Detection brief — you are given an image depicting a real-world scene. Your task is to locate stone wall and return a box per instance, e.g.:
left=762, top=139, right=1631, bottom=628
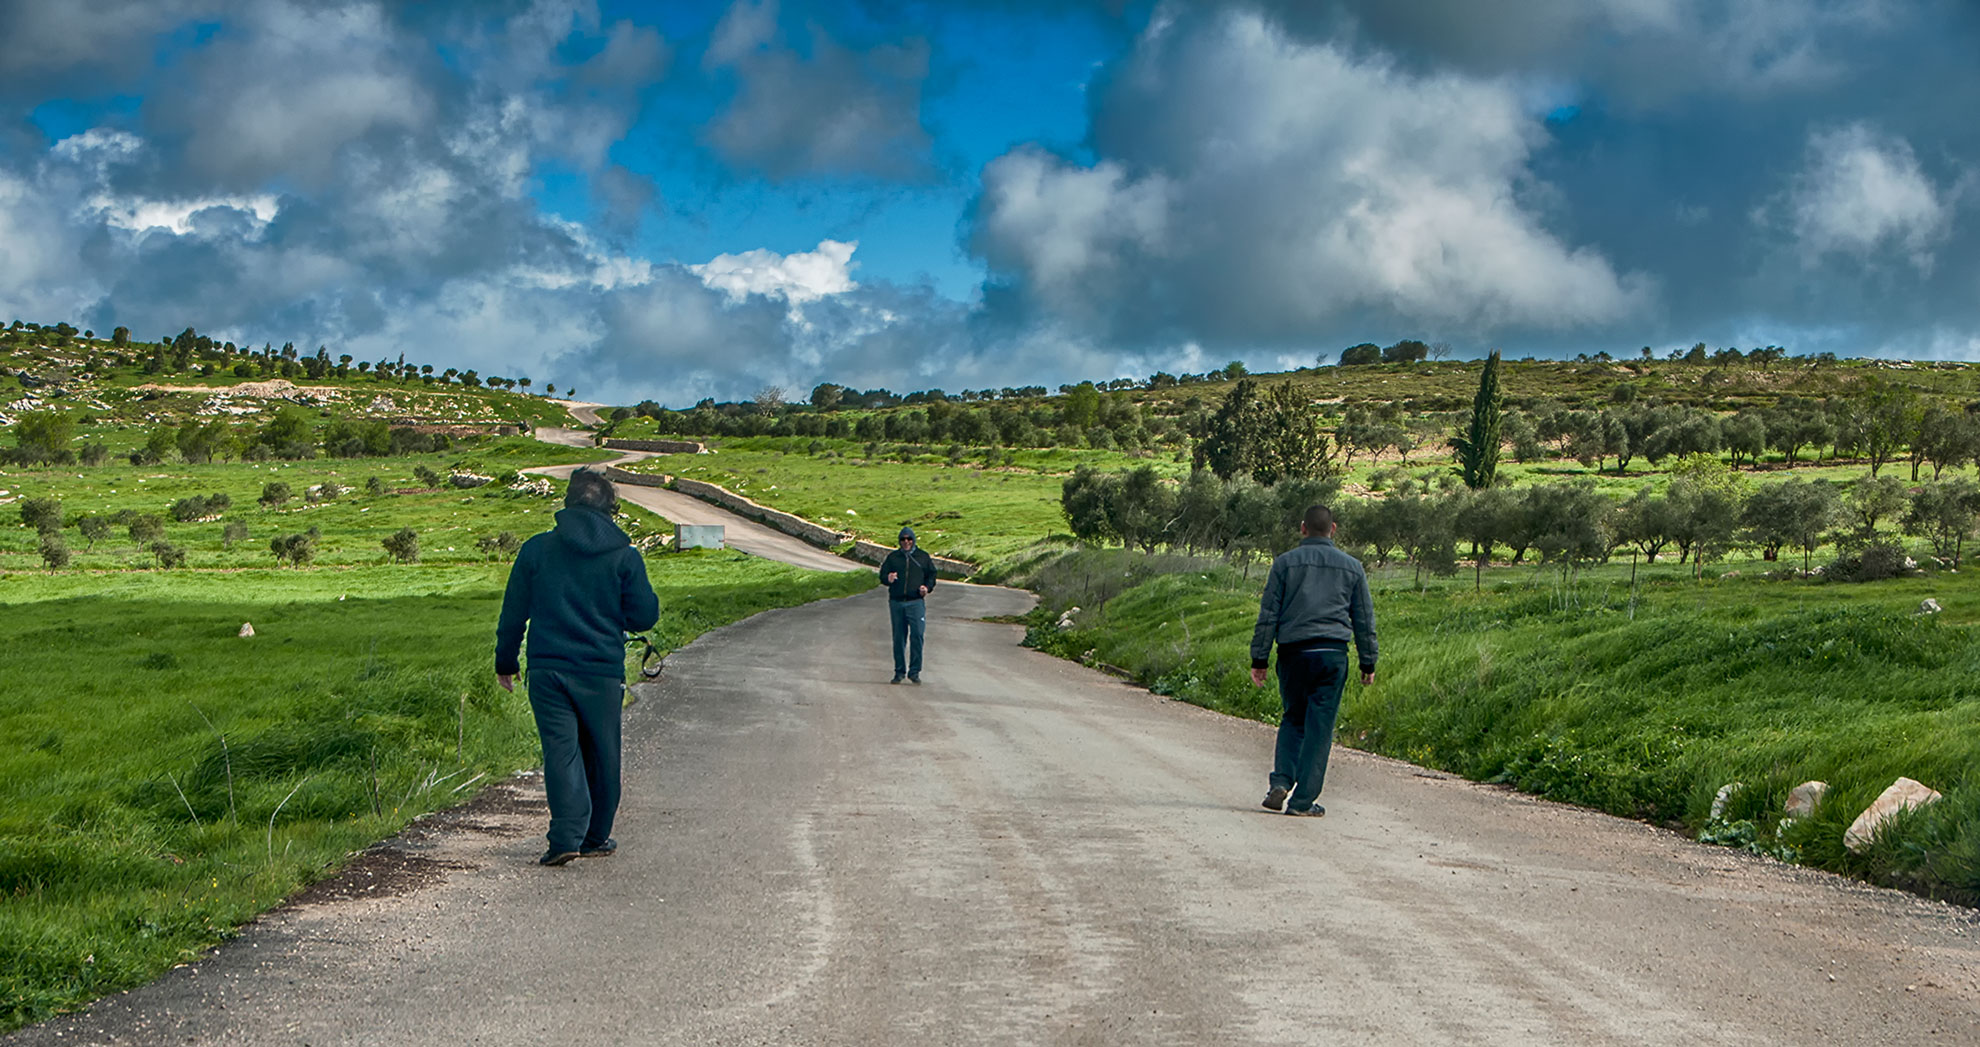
left=670, top=478, right=850, bottom=549
left=602, top=466, right=670, bottom=488
left=848, top=539, right=975, bottom=579
left=602, top=438, right=707, bottom=454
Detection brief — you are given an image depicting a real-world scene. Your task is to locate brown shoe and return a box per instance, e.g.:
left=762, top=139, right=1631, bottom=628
left=1262, top=786, right=1289, bottom=812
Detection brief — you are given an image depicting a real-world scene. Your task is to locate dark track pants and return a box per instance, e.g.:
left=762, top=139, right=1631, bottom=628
left=1270, top=645, right=1349, bottom=813
left=526, top=669, right=623, bottom=853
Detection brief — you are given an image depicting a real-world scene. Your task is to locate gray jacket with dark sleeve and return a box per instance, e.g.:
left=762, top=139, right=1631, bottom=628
left=1249, top=537, right=1378, bottom=674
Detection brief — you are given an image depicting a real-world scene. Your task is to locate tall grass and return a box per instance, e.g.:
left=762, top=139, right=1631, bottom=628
left=1007, top=546, right=1980, bottom=905
left=0, top=553, right=871, bottom=1031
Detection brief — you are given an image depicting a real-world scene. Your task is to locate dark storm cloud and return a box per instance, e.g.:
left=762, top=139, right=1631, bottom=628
left=702, top=0, right=935, bottom=182
left=963, top=0, right=1980, bottom=363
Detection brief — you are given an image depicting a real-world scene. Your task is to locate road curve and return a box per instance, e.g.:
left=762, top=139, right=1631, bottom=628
left=522, top=429, right=859, bottom=573
left=11, top=584, right=1976, bottom=1046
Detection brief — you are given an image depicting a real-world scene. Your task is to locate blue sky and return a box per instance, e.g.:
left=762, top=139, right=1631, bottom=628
left=1, top=1, right=1977, bottom=405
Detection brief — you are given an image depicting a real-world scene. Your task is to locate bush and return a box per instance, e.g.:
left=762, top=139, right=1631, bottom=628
left=77, top=515, right=109, bottom=549
left=1824, top=543, right=1914, bottom=583
left=38, top=533, right=69, bottom=569
left=305, top=481, right=342, bottom=504
left=270, top=529, right=319, bottom=566
left=475, top=531, right=522, bottom=559
left=365, top=476, right=386, bottom=496
left=19, top=496, right=61, bottom=534
left=222, top=520, right=249, bottom=548
left=79, top=443, right=109, bottom=466
left=413, top=464, right=443, bottom=488
left=382, top=527, right=420, bottom=564
left=170, top=492, right=231, bottom=522
left=151, top=541, right=187, bottom=568
left=126, top=514, right=165, bottom=545
left=259, top=481, right=292, bottom=509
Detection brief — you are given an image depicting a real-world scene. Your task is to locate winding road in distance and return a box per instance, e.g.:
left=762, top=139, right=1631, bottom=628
left=9, top=581, right=1977, bottom=1045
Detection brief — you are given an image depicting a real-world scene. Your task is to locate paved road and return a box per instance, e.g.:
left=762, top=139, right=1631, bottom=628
left=13, top=584, right=1976, bottom=1045
left=524, top=428, right=859, bottom=573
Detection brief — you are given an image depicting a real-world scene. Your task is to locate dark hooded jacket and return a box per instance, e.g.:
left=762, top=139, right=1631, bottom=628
left=495, top=506, right=659, bottom=678
left=879, top=545, right=938, bottom=602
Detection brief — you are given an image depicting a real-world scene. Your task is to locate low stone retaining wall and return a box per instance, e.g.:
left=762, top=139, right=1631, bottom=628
left=602, top=466, right=670, bottom=488
left=602, top=438, right=707, bottom=454
left=848, top=539, right=975, bottom=579
left=670, top=478, right=849, bottom=549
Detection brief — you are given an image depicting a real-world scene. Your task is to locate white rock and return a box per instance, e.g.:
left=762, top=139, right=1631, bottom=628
left=1785, top=781, right=1829, bottom=819
left=238, top=623, right=255, bottom=638
left=1709, top=782, right=1744, bottom=821
left=1919, top=598, right=1942, bottom=614
left=1843, top=777, right=1943, bottom=853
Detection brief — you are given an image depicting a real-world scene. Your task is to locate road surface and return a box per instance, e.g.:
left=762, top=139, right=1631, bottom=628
left=524, top=428, right=859, bottom=573
left=11, top=584, right=1976, bottom=1045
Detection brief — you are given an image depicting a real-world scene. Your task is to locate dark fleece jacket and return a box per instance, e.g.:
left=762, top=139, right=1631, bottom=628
left=495, top=506, right=659, bottom=678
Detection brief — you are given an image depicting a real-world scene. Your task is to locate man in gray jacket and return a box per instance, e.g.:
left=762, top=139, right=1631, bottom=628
left=1249, top=504, right=1377, bottom=818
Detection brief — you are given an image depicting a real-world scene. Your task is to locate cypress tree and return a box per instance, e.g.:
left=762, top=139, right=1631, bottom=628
left=1454, top=350, right=1503, bottom=489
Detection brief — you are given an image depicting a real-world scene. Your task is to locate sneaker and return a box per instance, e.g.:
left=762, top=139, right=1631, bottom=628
left=1261, top=786, right=1289, bottom=812
left=538, top=848, right=581, bottom=867
left=890, top=673, right=905, bottom=684
left=907, top=673, right=920, bottom=684
left=579, top=838, right=617, bottom=858
left=1285, top=804, right=1326, bottom=818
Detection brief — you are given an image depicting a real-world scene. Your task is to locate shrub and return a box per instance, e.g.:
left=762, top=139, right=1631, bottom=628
left=20, top=496, right=62, bottom=534
left=170, top=493, right=231, bottom=522
left=413, top=464, right=443, bottom=488
left=151, top=541, right=187, bottom=568
left=382, top=527, right=420, bottom=563
left=79, top=443, right=109, bottom=466
left=39, top=533, right=69, bottom=569
left=126, top=514, right=165, bottom=545
left=270, top=529, right=318, bottom=566
left=476, top=531, right=522, bottom=559
left=365, top=476, right=386, bottom=496
left=77, top=515, right=109, bottom=549
left=305, top=481, right=342, bottom=504
left=1825, top=543, right=1913, bottom=583
left=259, top=481, right=292, bottom=509
left=222, top=520, right=249, bottom=548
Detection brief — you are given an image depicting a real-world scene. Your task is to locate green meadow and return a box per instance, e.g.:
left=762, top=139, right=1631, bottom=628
left=0, top=553, right=871, bottom=1030
left=626, top=435, right=1186, bottom=563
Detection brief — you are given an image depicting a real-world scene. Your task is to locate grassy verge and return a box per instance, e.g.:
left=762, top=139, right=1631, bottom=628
left=0, top=552, right=872, bottom=1031
left=1000, top=545, right=1980, bottom=905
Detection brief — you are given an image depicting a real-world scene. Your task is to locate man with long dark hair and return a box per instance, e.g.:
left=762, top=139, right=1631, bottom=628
left=496, top=468, right=658, bottom=866
left=1250, top=504, right=1378, bottom=818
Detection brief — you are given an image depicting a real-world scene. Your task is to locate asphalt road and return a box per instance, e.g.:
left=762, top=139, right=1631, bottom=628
left=523, top=428, right=859, bottom=573
left=12, top=584, right=1977, bottom=1046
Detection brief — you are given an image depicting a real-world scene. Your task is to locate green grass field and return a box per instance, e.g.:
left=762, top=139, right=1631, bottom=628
left=0, top=553, right=872, bottom=1031
left=1, top=437, right=629, bottom=571
left=624, top=435, right=1187, bottom=563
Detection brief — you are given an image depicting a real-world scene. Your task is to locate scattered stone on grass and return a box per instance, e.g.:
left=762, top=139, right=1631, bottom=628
left=1785, top=780, right=1828, bottom=819
left=1844, top=777, right=1943, bottom=853
left=238, top=622, right=255, bottom=638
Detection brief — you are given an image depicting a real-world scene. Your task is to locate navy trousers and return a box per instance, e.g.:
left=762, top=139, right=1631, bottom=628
left=526, top=669, right=623, bottom=853
left=889, top=598, right=926, bottom=676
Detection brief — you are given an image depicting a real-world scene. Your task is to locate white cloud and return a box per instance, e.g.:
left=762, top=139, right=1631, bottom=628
left=972, top=9, right=1647, bottom=343
left=691, top=240, right=859, bottom=304
left=1781, top=123, right=1952, bottom=271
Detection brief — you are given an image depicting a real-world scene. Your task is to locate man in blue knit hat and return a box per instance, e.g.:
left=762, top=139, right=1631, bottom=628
left=879, top=526, right=938, bottom=683
left=496, top=467, right=659, bottom=866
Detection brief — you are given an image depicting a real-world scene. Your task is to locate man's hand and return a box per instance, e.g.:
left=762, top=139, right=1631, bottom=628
left=1250, top=667, right=1268, bottom=687
left=886, top=572, right=898, bottom=583
left=1360, top=671, right=1375, bottom=686
left=918, top=585, right=929, bottom=596
left=497, top=673, right=515, bottom=693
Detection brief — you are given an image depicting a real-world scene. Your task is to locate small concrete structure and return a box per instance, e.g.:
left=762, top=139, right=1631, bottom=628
left=675, top=524, right=725, bottom=550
